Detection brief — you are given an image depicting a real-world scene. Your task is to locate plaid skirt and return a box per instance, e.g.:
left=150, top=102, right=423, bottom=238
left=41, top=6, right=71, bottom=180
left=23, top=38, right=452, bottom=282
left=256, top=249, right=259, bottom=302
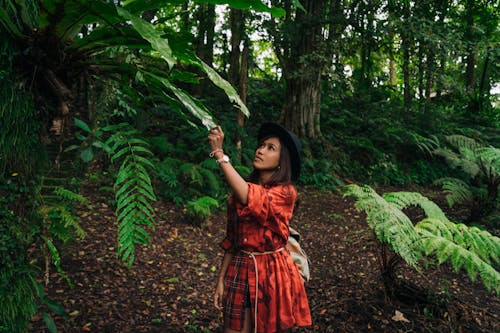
left=222, top=250, right=311, bottom=332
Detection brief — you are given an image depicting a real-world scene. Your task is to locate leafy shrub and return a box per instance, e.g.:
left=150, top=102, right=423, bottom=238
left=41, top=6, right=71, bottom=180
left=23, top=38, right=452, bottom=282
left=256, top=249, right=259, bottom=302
left=186, top=196, right=220, bottom=226
left=105, top=124, right=157, bottom=267
left=345, top=184, right=500, bottom=294
left=433, top=135, right=500, bottom=223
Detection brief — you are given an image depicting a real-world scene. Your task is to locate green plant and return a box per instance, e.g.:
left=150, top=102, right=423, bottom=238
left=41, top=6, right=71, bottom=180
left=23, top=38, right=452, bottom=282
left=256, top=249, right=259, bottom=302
left=345, top=184, right=500, bottom=294
left=433, top=135, right=500, bottom=222
left=186, top=196, right=220, bottom=225
left=105, top=124, right=157, bottom=267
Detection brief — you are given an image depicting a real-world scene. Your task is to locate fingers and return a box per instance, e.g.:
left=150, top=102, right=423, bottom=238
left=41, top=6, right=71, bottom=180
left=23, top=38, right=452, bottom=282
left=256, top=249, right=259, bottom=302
left=207, top=125, right=224, bottom=152
left=214, top=293, right=222, bottom=310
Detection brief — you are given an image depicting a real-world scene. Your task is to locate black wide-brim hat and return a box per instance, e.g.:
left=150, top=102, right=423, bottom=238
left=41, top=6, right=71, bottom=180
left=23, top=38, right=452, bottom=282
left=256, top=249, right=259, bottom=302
left=258, top=122, right=301, bottom=181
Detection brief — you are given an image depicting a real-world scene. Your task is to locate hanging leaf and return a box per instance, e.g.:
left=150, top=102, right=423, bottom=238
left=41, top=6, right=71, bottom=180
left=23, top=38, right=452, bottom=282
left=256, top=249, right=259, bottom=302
left=116, top=7, right=175, bottom=68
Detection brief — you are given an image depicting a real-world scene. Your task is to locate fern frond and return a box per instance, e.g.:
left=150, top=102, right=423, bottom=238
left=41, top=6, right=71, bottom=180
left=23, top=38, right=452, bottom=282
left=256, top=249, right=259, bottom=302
left=40, top=235, right=73, bottom=287
left=415, top=223, right=500, bottom=294
left=53, top=187, right=88, bottom=204
left=416, top=218, right=500, bottom=265
left=411, top=133, right=440, bottom=155
left=383, top=191, right=449, bottom=222
left=106, top=126, right=157, bottom=267
left=186, top=196, right=219, bottom=222
left=433, top=177, right=473, bottom=207
left=199, top=168, right=221, bottom=195
left=433, top=148, right=480, bottom=178
left=58, top=207, right=87, bottom=239
left=344, top=184, right=421, bottom=268
left=478, top=146, right=500, bottom=166
left=446, top=135, right=481, bottom=151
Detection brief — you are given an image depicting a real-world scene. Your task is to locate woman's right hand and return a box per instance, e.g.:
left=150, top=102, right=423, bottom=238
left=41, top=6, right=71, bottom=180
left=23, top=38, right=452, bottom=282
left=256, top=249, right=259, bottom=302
left=207, top=125, right=225, bottom=159
left=214, top=278, right=225, bottom=310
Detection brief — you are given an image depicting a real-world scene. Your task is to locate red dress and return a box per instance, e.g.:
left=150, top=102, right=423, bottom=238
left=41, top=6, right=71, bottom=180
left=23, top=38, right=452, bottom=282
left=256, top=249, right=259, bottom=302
left=220, top=183, right=312, bottom=333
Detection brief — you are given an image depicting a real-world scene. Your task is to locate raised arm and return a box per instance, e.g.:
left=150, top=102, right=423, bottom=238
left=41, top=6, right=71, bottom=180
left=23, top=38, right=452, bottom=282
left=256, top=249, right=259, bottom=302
left=207, top=125, right=249, bottom=205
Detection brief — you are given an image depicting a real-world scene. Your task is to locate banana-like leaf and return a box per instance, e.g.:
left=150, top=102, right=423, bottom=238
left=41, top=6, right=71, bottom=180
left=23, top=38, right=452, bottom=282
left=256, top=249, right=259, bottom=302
left=116, top=7, right=175, bottom=68
left=200, top=60, right=250, bottom=118
left=143, top=71, right=217, bottom=130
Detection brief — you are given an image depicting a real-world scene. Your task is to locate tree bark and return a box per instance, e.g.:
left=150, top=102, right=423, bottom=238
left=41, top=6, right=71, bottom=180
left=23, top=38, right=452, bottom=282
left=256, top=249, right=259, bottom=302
left=273, top=0, right=327, bottom=139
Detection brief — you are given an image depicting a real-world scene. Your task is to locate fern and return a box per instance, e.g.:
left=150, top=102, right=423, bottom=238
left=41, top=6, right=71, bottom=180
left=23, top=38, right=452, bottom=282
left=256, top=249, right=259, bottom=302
left=345, top=184, right=500, bottom=294
left=186, top=196, right=220, bottom=225
left=411, top=133, right=440, bottom=156
left=344, top=185, right=421, bottom=268
left=433, top=177, right=474, bottom=207
left=40, top=187, right=88, bottom=242
left=433, top=135, right=500, bottom=221
left=416, top=219, right=500, bottom=293
left=53, top=187, right=88, bottom=204
left=105, top=125, right=157, bottom=267
left=383, top=191, right=449, bottom=222
left=40, top=235, right=73, bottom=288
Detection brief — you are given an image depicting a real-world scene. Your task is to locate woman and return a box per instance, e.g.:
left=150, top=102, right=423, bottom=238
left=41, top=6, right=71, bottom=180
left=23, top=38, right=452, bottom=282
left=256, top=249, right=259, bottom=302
left=208, top=123, right=311, bottom=333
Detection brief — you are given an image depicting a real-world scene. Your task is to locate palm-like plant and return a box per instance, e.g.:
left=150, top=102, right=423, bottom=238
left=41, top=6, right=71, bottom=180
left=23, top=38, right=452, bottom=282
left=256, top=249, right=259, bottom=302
left=345, top=184, right=500, bottom=295
left=0, top=1, right=282, bottom=330
left=433, top=135, right=500, bottom=222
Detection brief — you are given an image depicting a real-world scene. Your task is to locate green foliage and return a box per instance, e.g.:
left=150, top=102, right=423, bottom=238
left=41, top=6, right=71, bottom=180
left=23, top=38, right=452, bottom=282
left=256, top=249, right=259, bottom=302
left=41, top=187, right=88, bottom=243
left=345, top=184, right=500, bottom=294
left=105, top=124, right=157, bottom=267
left=344, top=185, right=421, bottom=269
left=186, top=196, right=220, bottom=225
left=154, top=157, right=224, bottom=205
left=0, top=76, right=47, bottom=179
left=433, top=135, right=500, bottom=222
left=0, top=266, right=38, bottom=333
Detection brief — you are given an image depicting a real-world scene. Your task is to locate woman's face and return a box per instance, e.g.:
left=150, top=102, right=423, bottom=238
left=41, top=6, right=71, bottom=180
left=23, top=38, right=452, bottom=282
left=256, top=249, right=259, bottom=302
left=253, top=137, right=281, bottom=172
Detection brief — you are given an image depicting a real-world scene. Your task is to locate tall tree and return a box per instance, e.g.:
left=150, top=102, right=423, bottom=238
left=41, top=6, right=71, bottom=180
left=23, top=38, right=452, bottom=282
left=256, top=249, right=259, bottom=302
left=227, top=7, right=250, bottom=157
left=268, top=0, right=333, bottom=139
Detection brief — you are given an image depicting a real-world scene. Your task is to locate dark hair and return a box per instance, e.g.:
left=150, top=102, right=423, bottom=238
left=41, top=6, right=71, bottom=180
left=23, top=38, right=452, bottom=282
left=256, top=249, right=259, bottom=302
left=247, top=135, right=293, bottom=185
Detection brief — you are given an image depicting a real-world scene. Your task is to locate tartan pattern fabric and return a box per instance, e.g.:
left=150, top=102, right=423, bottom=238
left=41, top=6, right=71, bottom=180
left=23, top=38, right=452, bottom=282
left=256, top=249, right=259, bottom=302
left=219, top=183, right=312, bottom=332
left=222, top=254, right=250, bottom=329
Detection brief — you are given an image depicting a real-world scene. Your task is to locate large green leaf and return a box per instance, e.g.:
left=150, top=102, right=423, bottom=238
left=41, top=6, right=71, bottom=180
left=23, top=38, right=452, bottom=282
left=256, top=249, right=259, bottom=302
left=144, top=71, right=217, bottom=130
left=116, top=7, right=176, bottom=68
left=200, top=60, right=250, bottom=118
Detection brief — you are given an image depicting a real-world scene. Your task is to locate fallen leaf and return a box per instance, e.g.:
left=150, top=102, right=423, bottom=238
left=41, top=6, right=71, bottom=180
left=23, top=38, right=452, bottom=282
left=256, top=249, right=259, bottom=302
left=392, top=310, right=410, bottom=323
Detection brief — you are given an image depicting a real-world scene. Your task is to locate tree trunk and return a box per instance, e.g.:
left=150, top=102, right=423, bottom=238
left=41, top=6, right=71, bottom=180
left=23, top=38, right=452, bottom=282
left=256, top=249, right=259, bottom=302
left=193, top=3, right=216, bottom=96
left=388, top=34, right=396, bottom=86
left=277, top=0, right=326, bottom=139
left=425, top=48, right=435, bottom=102
left=464, top=0, right=475, bottom=92
left=401, top=1, right=412, bottom=111
left=228, top=8, right=249, bottom=161
left=282, top=73, right=322, bottom=139
left=402, top=35, right=412, bottom=111
left=228, top=8, right=243, bottom=88
left=417, top=44, right=424, bottom=102
left=235, top=39, right=249, bottom=160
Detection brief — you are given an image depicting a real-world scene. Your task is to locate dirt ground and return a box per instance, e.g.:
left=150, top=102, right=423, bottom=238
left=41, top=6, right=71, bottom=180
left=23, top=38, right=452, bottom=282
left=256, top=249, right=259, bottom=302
left=30, top=185, right=499, bottom=332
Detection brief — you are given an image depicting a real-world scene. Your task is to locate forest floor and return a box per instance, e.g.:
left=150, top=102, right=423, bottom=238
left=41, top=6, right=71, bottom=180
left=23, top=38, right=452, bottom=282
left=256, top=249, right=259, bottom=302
left=30, top=184, right=499, bottom=333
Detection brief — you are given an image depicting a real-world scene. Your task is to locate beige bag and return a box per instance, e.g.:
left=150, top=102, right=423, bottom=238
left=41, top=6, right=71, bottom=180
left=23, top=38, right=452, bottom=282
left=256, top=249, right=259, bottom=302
left=287, top=227, right=310, bottom=282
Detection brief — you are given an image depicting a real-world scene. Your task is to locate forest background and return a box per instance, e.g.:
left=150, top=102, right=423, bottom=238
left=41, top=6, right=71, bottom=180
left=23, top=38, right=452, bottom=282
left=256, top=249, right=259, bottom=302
left=0, top=0, right=499, bottom=332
